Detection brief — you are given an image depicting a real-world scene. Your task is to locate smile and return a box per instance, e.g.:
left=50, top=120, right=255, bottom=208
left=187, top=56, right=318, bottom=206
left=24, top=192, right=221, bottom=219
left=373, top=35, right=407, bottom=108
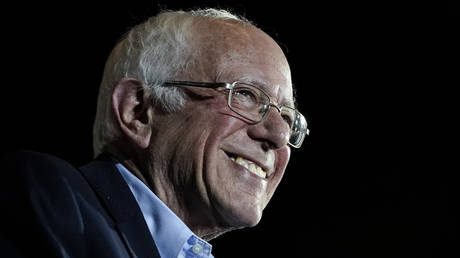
left=229, top=155, right=267, bottom=179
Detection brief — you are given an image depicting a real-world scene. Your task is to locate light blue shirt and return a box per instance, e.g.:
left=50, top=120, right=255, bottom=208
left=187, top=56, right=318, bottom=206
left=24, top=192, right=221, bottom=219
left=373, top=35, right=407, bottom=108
left=116, top=163, right=214, bottom=258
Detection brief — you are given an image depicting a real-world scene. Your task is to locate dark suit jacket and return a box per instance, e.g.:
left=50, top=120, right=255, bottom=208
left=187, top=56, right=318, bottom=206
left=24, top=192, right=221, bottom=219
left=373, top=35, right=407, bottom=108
left=1, top=151, right=161, bottom=258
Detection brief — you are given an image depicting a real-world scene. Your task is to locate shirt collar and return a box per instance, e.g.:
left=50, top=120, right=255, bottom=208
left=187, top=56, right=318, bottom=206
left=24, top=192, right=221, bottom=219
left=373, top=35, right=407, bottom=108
left=115, top=163, right=213, bottom=258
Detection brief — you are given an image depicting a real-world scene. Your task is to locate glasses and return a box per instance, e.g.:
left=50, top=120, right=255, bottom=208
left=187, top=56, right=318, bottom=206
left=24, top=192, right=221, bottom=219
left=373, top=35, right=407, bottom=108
left=163, top=80, right=310, bottom=148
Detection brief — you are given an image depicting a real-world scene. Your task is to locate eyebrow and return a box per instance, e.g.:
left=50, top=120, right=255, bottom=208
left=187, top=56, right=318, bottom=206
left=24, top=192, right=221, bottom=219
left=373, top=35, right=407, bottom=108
left=238, top=76, right=295, bottom=108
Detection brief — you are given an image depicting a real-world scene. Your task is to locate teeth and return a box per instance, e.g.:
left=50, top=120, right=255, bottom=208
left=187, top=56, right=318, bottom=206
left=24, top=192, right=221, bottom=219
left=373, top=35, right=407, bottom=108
left=230, top=156, right=267, bottom=178
left=235, top=157, right=247, bottom=168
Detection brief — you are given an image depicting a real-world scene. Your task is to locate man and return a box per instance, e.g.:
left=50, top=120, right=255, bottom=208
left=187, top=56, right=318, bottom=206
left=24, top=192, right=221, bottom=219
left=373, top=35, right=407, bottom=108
left=1, top=8, right=309, bottom=258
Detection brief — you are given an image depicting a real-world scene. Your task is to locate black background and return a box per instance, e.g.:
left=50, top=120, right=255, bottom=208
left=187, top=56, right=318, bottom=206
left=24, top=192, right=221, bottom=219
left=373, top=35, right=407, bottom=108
left=1, top=1, right=455, bottom=257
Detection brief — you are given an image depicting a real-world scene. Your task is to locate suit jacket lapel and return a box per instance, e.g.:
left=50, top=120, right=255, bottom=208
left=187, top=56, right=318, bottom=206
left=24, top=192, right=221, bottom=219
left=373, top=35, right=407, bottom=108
left=79, top=153, right=161, bottom=258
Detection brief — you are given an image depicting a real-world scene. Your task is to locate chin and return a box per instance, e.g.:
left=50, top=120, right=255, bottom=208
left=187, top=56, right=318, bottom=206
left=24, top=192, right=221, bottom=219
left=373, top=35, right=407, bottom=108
left=242, top=206, right=264, bottom=227
left=216, top=200, right=265, bottom=229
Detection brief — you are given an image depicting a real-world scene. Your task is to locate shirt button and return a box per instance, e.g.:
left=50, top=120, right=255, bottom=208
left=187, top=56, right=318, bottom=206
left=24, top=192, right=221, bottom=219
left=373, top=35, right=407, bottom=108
left=187, top=237, right=196, bottom=245
left=192, top=243, right=203, bottom=254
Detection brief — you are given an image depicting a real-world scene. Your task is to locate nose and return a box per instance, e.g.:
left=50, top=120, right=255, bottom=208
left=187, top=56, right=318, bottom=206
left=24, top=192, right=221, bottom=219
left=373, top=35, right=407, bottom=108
left=247, top=106, right=290, bottom=150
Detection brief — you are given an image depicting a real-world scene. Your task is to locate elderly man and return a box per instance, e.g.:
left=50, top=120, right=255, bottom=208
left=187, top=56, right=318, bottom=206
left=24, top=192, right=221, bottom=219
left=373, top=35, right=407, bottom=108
left=1, top=8, right=308, bottom=258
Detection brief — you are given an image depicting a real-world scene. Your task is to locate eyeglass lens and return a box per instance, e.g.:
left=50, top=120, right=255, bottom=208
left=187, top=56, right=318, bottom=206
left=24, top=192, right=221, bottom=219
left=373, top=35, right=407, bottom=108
left=228, top=83, right=308, bottom=147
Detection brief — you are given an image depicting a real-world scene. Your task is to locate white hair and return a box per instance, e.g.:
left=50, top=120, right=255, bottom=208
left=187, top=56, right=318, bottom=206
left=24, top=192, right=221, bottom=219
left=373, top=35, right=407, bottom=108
left=92, top=8, right=252, bottom=156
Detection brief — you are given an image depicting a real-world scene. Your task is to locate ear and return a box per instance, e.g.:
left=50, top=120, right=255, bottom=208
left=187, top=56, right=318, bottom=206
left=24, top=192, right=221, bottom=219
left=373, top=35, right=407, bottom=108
left=112, top=78, right=153, bottom=149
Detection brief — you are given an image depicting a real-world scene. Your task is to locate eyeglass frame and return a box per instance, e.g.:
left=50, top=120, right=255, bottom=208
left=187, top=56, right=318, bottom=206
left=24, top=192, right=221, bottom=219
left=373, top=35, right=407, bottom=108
left=163, top=80, right=309, bottom=148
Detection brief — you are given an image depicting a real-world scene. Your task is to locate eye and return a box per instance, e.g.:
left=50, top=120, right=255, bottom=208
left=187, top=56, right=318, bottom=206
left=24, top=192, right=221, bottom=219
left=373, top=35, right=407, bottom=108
left=281, top=114, right=294, bottom=128
left=231, top=87, right=260, bottom=109
left=280, top=108, right=295, bottom=128
left=233, top=88, right=257, bottom=101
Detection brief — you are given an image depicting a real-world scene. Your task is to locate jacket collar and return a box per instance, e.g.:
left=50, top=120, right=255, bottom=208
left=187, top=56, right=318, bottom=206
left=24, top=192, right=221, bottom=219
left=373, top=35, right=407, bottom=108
left=79, top=153, right=161, bottom=258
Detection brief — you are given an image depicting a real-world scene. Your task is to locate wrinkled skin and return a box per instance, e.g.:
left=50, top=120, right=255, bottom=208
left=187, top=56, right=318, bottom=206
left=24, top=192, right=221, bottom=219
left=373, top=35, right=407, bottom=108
left=115, top=18, right=294, bottom=240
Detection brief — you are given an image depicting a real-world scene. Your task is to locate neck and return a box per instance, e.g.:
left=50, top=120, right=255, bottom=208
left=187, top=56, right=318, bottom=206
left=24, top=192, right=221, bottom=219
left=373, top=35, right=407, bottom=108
left=106, top=143, right=234, bottom=240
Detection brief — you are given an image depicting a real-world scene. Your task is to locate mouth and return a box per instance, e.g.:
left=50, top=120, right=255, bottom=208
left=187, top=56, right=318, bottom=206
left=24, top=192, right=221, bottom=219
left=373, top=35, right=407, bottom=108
left=225, top=152, right=269, bottom=179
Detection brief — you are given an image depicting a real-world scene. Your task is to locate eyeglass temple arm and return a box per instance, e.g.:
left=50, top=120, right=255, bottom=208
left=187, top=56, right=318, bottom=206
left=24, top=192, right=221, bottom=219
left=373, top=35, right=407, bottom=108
left=164, top=81, right=232, bottom=89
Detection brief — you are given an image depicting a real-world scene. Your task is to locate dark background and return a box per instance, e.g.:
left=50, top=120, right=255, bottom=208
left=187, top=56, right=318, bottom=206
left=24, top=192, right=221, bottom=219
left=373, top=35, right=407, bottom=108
left=1, top=1, right=455, bottom=257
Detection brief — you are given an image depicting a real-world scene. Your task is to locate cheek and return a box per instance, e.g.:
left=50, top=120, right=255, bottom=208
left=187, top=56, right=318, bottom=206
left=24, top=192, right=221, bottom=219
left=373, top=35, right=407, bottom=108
left=266, top=146, right=291, bottom=200
left=200, top=119, right=290, bottom=227
left=181, top=101, right=246, bottom=199
left=200, top=114, right=247, bottom=184
left=203, top=151, right=269, bottom=227
left=149, top=106, right=228, bottom=191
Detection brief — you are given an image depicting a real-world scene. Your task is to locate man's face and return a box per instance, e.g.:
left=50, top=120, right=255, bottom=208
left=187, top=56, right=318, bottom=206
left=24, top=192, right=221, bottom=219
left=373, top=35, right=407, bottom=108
left=149, top=20, right=293, bottom=231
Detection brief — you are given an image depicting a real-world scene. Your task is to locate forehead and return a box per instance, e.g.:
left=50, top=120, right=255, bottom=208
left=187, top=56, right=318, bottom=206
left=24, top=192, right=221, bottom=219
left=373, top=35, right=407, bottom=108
left=192, top=19, right=293, bottom=106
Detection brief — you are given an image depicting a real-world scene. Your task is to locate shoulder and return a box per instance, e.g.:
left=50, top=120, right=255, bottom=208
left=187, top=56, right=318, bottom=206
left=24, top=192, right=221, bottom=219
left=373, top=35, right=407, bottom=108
left=4, top=150, right=77, bottom=173
left=1, top=151, right=91, bottom=255
left=1, top=150, right=91, bottom=204
left=1, top=151, right=129, bottom=256
left=3, top=150, right=83, bottom=184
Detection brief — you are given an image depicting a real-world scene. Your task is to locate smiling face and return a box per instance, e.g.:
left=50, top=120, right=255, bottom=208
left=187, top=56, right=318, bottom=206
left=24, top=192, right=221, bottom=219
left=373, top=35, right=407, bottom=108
left=147, top=19, right=293, bottom=237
